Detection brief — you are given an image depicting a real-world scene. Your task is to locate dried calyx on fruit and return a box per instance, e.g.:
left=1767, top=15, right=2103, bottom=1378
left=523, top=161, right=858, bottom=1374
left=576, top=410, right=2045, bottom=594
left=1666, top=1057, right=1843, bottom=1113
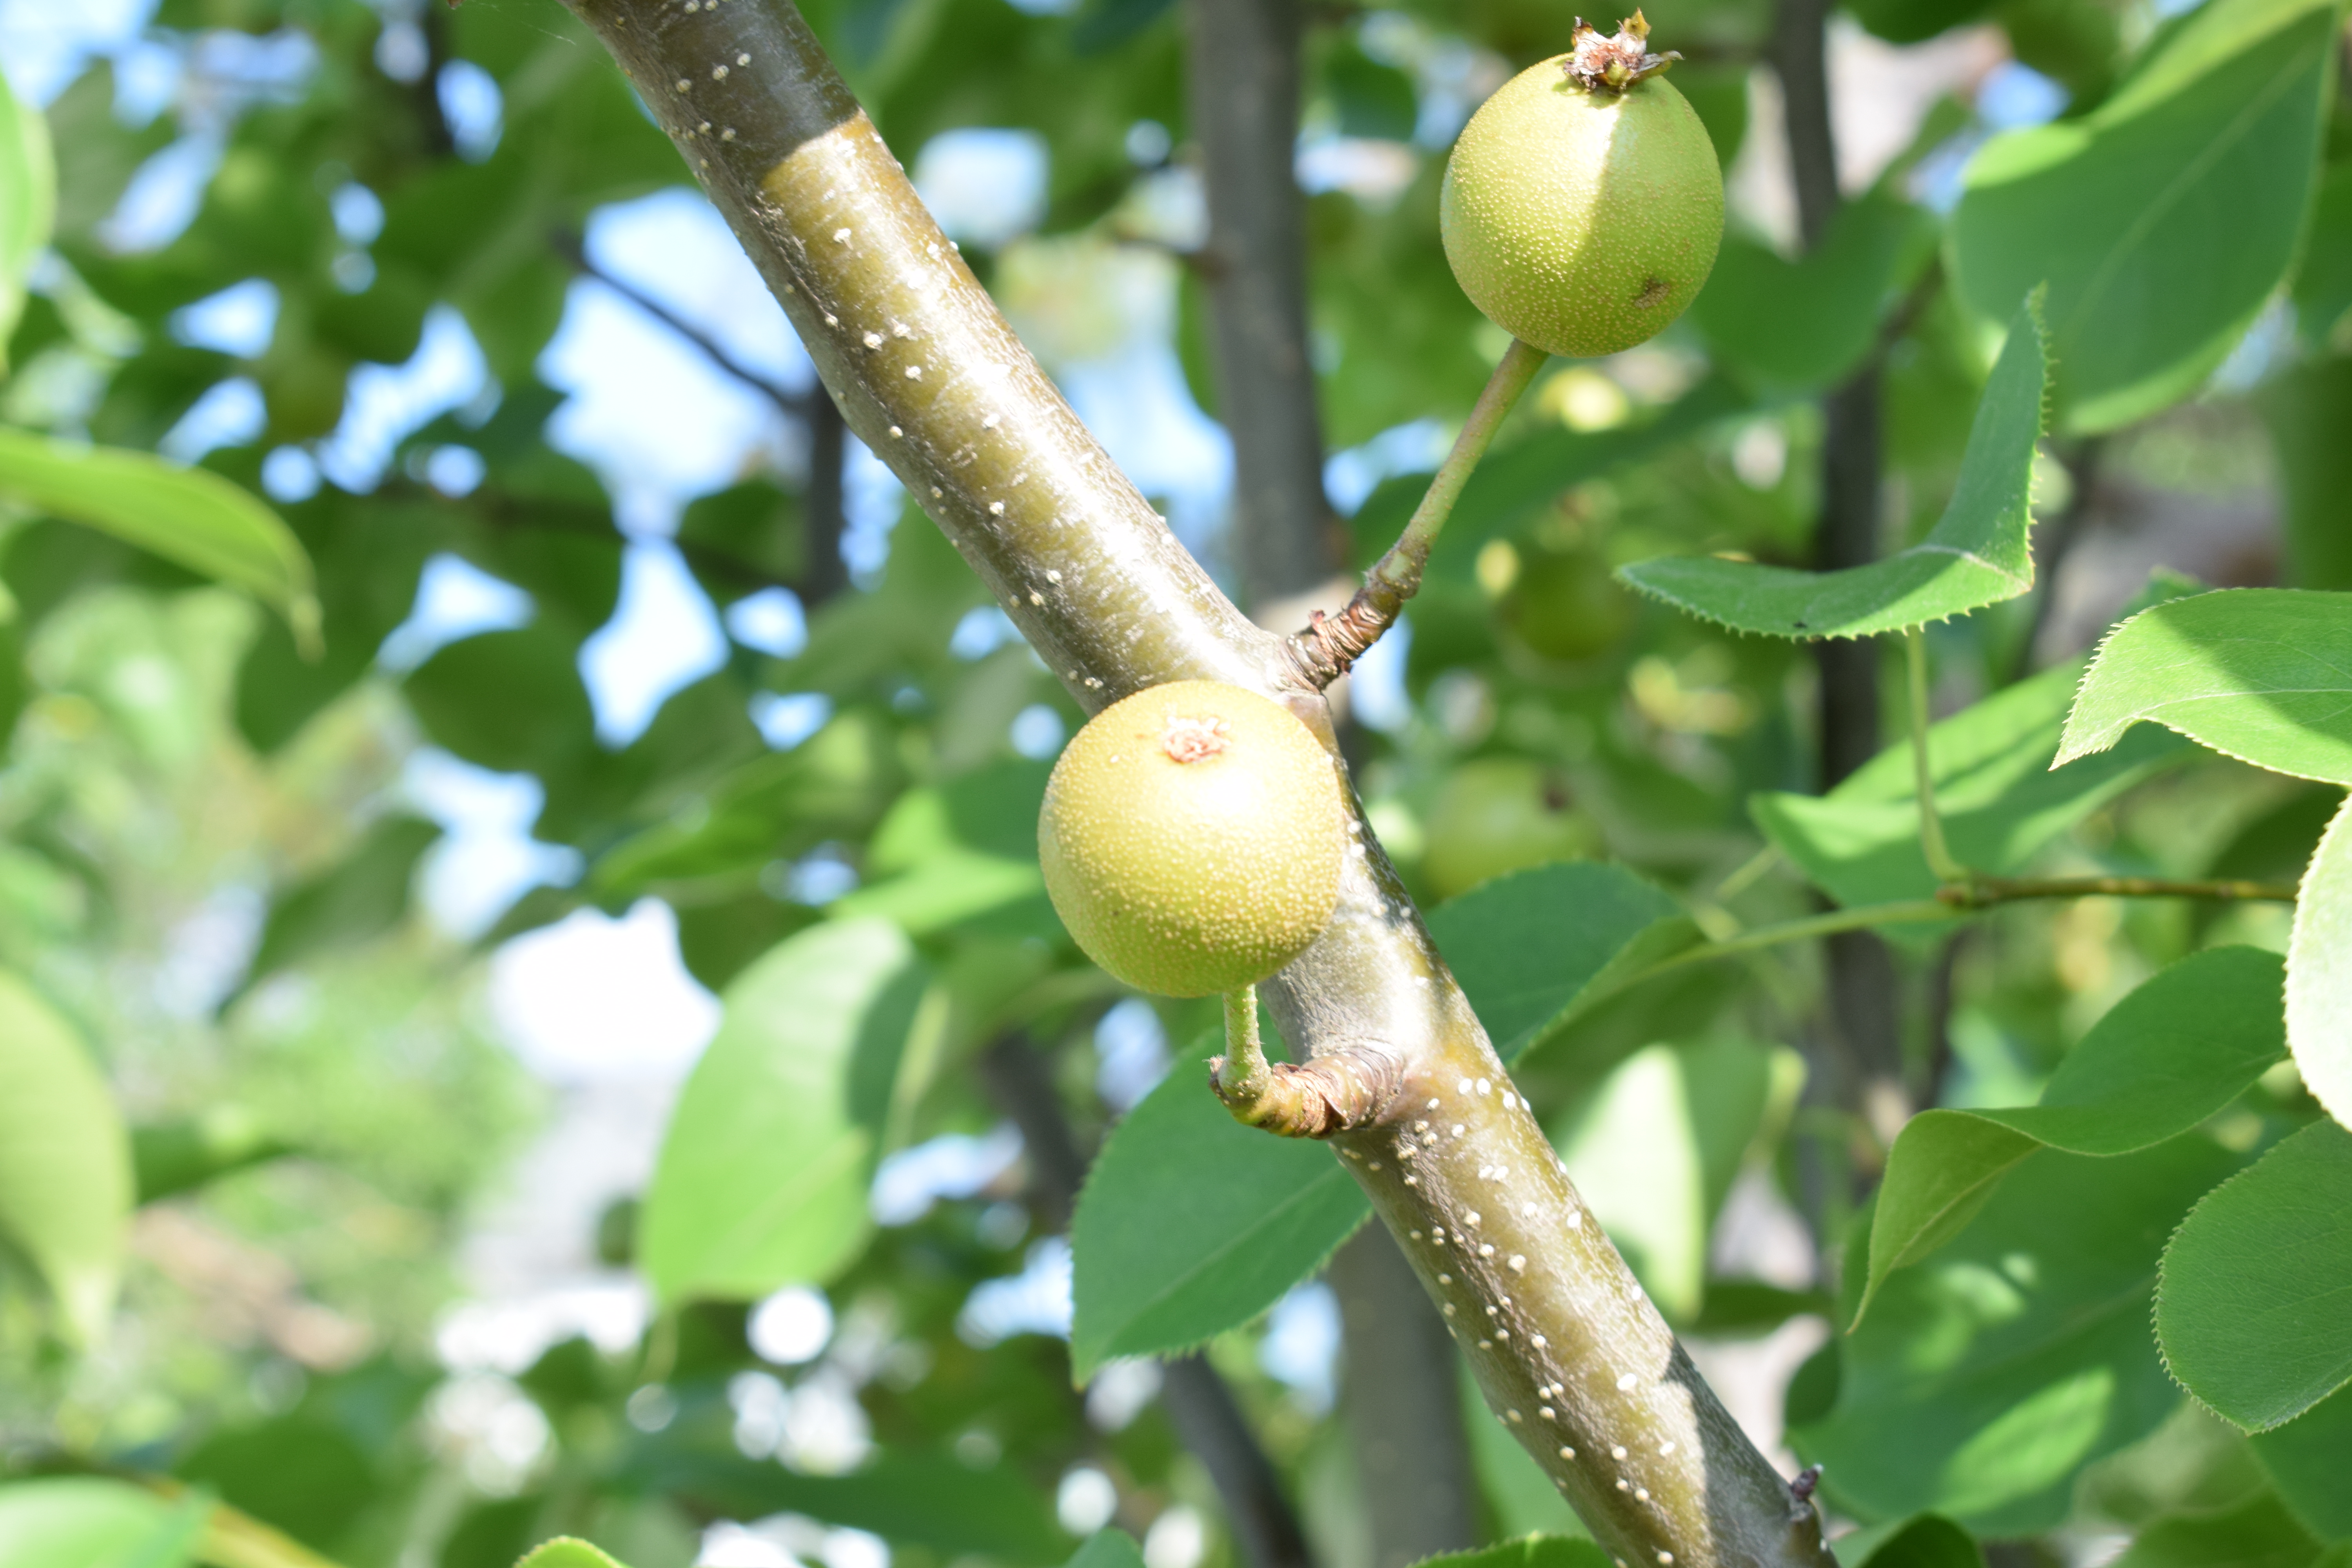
left=1564, top=11, right=1681, bottom=91
left=1037, top=681, right=1348, bottom=999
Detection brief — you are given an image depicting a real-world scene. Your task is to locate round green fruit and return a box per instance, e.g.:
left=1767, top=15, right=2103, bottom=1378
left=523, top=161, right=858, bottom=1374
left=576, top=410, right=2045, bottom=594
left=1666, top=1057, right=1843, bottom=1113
left=1421, top=757, right=1600, bottom=901
left=1038, top=681, right=1348, bottom=998
left=1505, top=543, right=1635, bottom=662
left=1440, top=21, right=1724, bottom=359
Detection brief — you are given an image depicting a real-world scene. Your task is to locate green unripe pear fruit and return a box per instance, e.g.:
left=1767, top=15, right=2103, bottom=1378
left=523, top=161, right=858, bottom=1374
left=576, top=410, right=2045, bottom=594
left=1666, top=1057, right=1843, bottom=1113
left=1039, top=681, right=1348, bottom=998
left=1422, top=757, right=1600, bottom=901
left=1504, top=543, right=1635, bottom=662
left=1440, top=16, right=1724, bottom=359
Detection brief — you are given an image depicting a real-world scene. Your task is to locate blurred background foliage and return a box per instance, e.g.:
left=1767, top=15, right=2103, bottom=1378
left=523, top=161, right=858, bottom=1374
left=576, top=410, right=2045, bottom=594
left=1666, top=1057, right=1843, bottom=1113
left=0, top=0, right=2346, bottom=1564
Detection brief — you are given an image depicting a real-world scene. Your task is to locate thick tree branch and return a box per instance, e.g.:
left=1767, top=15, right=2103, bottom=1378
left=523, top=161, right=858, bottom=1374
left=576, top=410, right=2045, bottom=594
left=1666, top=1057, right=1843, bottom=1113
left=561, top=5, right=1832, bottom=1560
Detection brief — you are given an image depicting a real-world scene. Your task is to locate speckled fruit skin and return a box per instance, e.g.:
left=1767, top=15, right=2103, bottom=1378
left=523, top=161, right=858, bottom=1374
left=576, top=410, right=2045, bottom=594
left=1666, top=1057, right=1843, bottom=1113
left=1441, top=61, right=1723, bottom=359
left=1038, top=681, right=1348, bottom=998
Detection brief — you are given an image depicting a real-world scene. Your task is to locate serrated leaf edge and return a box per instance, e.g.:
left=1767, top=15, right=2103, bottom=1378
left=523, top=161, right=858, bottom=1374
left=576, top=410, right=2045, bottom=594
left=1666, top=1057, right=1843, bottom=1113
left=2151, top=1125, right=2352, bottom=1434
left=1066, top=1111, right=1369, bottom=1381
left=2285, top=791, right=2352, bottom=1129
left=1613, top=290, right=2051, bottom=646
left=1850, top=1112, right=2036, bottom=1331
left=2053, top=588, right=2352, bottom=784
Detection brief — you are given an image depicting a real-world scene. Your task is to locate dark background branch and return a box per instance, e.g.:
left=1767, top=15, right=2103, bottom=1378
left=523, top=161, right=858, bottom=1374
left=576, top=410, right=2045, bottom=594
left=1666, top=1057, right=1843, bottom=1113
left=1771, top=0, right=1906, bottom=1238
left=1185, top=0, right=1344, bottom=609
left=1327, top=1226, right=1476, bottom=1567
left=978, top=1036, right=1312, bottom=1568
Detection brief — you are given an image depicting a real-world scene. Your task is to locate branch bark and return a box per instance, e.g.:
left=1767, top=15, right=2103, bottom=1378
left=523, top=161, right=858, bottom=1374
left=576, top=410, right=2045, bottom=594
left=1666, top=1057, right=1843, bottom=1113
left=561, top=5, right=1833, bottom=1560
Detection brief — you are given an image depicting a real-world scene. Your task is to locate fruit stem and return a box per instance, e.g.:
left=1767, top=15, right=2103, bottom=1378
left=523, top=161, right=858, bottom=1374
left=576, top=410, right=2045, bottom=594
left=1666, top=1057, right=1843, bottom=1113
left=1211, top=985, right=1402, bottom=1138
left=1283, top=338, right=1548, bottom=689
left=1218, top=985, right=1269, bottom=1103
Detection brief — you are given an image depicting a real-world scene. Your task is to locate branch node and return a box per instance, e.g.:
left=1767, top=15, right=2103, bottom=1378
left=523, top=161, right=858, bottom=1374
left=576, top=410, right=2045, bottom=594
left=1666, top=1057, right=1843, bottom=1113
left=1280, top=593, right=1404, bottom=690
left=1210, top=1044, right=1405, bottom=1139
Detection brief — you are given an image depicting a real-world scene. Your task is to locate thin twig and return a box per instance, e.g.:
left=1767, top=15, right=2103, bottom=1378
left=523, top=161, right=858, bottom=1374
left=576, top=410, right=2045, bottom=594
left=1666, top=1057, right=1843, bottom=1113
left=379, top=475, right=804, bottom=596
left=1632, top=871, right=2301, bottom=995
left=550, top=227, right=817, bottom=424
left=1942, top=875, right=2300, bottom=907
left=1282, top=338, right=1548, bottom=688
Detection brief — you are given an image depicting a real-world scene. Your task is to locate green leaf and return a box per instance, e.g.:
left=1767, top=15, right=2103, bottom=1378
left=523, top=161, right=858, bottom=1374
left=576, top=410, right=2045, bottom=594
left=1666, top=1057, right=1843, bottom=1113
left=0, top=66, right=56, bottom=372
left=623, top=1447, right=1070, bottom=1563
left=1689, top=193, right=1937, bottom=392
left=1618, top=296, right=2047, bottom=640
left=1425, top=861, right=1695, bottom=1062
left=2107, top=1490, right=2326, bottom=1568
left=131, top=1107, right=294, bottom=1204
left=1550, top=1043, right=1774, bottom=1322
left=176, top=1412, right=375, bottom=1555
left=1417, top=1534, right=1608, bottom=1568
left=640, top=919, right=932, bottom=1303
left=2261, top=357, right=2352, bottom=592
left=1795, top=1135, right=2245, bottom=1536
left=2286, top=793, right=2352, bottom=1130
left=231, top=815, right=440, bottom=1003
left=2156, top=1119, right=2352, bottom=1431
left=1755, top=657, right=2188, bottom=919
left=516, top=1541, right=634, bottom=1568
left=591, top=712, right=900, bottom=897
left=1950, top=0, right=2343, bottom=432
left=0, top=428, right=318, bottom=650
left=2293, top=162, right=2352, bottom=347
left=1060, top=1532, right=1145, bottom=1568
left=402, top=624, right=596, bottom=779
left=0, top=969, right=132, bottom=1346
left=1834, top=1515, right=1985, bottom=1568
left=2056, top=590, right=2352, bottom=786
left=1860, top=947, right=2287, bottom=1321
left=1067, top=860, right=1700, bottom=1372
left=1069, top=1028, right=1369, bottom=1376
left=2251, top=1380, right=2352, bottom=1540
left=0, top=1478, right=205, bottom=1568
left=1063, top=869, right=1693, bottom=1373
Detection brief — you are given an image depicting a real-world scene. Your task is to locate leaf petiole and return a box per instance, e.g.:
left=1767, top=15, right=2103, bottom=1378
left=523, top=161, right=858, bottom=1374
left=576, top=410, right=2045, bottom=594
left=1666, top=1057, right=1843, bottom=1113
left=1906, top=626, right=1973, bottom=888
